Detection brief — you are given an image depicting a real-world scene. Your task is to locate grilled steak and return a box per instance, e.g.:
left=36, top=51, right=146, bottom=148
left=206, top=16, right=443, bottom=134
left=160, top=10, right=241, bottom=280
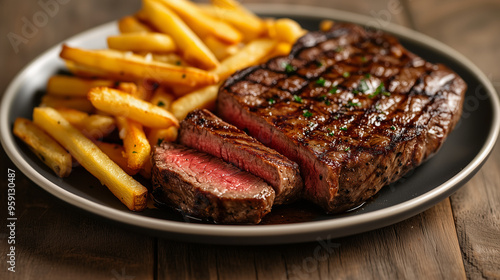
left=151, top=142, right=275, bottom=224
left=216, top=23, right=466, bottom=213
left=178, top=109, right=303, bottom=205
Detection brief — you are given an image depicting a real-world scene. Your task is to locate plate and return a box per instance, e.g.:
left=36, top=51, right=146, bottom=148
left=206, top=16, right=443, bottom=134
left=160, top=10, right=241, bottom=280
left=2, top=4, right=499, bottom=245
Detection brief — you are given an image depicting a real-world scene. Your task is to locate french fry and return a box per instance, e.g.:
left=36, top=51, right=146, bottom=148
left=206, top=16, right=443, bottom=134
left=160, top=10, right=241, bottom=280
left=170, top=84, right=219, bottom=120
left=46, top=75, right=115, bottom=97
left=145, top=52, right=189, bottom=66
left=40, top=95, right=94, bottom=113
left=274, top=18, right=307, bottom=44
left=116, top=82, right=138, bottom=96
left=107, top=32, right=177, bottom=53
left=203, top=35, right=240, bottom=61
left=260, top=42, right=292, bottom=63
left=116, top=117, right=151, bottom=171
left=141, top=0, right=219, bottom=70
left=149, top=87, right=175, bottom=109
left=60, top=45, right=219, bottom=87
left=64, top=60, right=110, bottom=79
left=139, top=156, right=153, bottom=179
left=319, top=19, right=334, bottom=32
left=214, top=38, right=276, bottom=80
left=147, top=126, right=178, bottom=147
left=88, top=87, right=179, bottom=128
left=118, top=16, right=154, bottom=33
left=198, top=5, right=264, bottom=41
left=32, top=107, right=148, bottom=211
left=13, top=118, right=72, bottom=178
left=56, top=108, right=116, bottom=140
left=157, top=0, right=242, bottom=44
left=96, top=141, right=138, bottom=176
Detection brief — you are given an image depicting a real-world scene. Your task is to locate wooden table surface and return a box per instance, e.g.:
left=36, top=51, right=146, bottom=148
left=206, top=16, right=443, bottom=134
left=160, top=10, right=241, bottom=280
left=1, top=0, right=499, bottom=279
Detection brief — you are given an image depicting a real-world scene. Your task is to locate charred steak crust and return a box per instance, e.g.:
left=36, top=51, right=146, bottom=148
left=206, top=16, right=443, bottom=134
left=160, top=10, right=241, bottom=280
left=151, top=142, right=275, bottom=224
left=179, top=109, right=303, bottom=205
left=216, top=23, right=466, bottom=213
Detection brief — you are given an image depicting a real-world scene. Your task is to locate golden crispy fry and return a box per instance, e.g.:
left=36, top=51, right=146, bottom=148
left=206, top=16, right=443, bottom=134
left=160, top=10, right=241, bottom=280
left=46, top=75, right=115, bottom=97
left=116, top=82, right=138, bottom=95
left=40, top=95, right=94, bottom=113
left=88, top=87, right=179, bottom=128
left=198, top=5, right=264, bottom=41
left=141, top=0, right=219, bottom=70
left=116, top=117, right=151, bottom=171
left=319, top=19, right=334, bottom=32
left=107, top=32, right=177, bottom=53
left=149, top=87, right=175, bottom=109
left=13, top=118, right=72, bottom=178
left=118, top=16, right=154, bottom=33
left=157, top=0, right=242, bottom=44
left=64, top=60, right=110, bottom=79
left=60, top=45, right=219, bottom=87
left=260, top=42, right=292, bottom=63
left=170, top=84, right=219, bottom=120
left=32, top=107, right=148, bottom=211
left=56, top=108, right=116, bottom=140
left=139, top=155, right=153, bottom=179
left=214, top=38, right=276, bottom=80
left=203, top=35, right=240, bottom=61
left=142, top=52, right=189, bottom=66
left=147, top=126, right=178, bottom=147
left=96, top=141, right=138, bottom=176
left=274, top=18, right=307, bottom=44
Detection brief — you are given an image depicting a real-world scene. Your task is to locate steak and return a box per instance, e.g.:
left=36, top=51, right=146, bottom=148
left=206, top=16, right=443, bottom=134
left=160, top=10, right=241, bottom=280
left=216, top=23, right=466, bottom=213
left=178, top=109, right=303, bottom=205
left=151, top=142, right=275, bottom=224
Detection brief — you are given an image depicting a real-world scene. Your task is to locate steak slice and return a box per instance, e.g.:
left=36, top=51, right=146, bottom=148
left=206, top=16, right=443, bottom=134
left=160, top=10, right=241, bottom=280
left=151, top=142, right=275, bottom=224
left=216, top=23, right=466, bottom=213
left=178, top=109, right=303, bottom=205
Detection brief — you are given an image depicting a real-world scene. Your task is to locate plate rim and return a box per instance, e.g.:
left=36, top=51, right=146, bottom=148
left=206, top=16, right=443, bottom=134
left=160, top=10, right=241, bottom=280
left=2, top=4, right=499, bottom=244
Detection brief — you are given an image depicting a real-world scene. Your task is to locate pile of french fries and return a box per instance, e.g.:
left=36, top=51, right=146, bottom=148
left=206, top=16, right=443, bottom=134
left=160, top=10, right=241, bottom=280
left=13, top=0, right=307, bottom=211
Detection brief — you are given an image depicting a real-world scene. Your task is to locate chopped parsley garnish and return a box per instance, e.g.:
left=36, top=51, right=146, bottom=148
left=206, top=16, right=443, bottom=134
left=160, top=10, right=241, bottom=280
left=175, top=60, right=181, bottom=65
left=132, top=151, right=137, bottom=154
left=369, top=82, right=390, bottom=98
left=315, top=77, right=326, bottom=87
left=344, top=147, right=350, bottom=152
left=182, top=74, right=186, bottom=79
left=342, top=71, right=350, bottom=78
left=340, top=126, right=348, bottom=131
left=390, top=125, right=396, bottom=130
left=316, top=60, right=323, bottom=67
left=328, top=132, right=335, bottom=136
left=268, top=98, right=276, bottom=104
left=157, top=101, right=165, bottom=107
left=324, top=100, right=331, bottom=105
left=347, top=100, right=361, bottom=107
left=335, top=46, right=344, bottom=52
left=303, top=110, right=313, bottom=118
left=361, top=56, right=367, bottom=62
left=284, top=63, right=295, bottom=73
left=318, top=95, right=331, bottom=105
left=293, top=95, right=303, bottom=103
left=364, top=73, right=371, bottom=78
left=358, top=79, right=369, bottom=93
left=328, top=86, right=338, bottom=94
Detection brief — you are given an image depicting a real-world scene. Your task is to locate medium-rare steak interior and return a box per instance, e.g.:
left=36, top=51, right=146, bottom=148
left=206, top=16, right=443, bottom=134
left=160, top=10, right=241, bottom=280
left=217, top=22, right=466, bottom=213
left=178, top=109, right=303, bottom=205
left=151, top=142, right=275, bottom=224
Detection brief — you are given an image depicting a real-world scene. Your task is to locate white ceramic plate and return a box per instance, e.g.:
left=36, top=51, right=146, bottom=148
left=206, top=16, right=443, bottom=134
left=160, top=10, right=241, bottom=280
left=2, top=4, right=499, bottom=244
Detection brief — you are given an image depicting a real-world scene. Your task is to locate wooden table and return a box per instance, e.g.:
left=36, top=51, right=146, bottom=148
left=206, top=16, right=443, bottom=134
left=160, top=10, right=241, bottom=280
left=1, top=0, right=499, bottom=279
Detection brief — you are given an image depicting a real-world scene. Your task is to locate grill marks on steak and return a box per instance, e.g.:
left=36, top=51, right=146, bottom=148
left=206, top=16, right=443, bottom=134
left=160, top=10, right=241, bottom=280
left=217, top=23, right=466, bottom=213
left=178, top=109, right=303, bottom=205
left=151, top=142, right=275, bottom=224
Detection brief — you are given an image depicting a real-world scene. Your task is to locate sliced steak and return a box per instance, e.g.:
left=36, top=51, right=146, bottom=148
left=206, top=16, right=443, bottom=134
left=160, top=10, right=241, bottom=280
left=178, top=109, right=303, bottom=205
left=216, top=23, right=466, bottom=213
left=151, top=142, right=275, bottom=224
